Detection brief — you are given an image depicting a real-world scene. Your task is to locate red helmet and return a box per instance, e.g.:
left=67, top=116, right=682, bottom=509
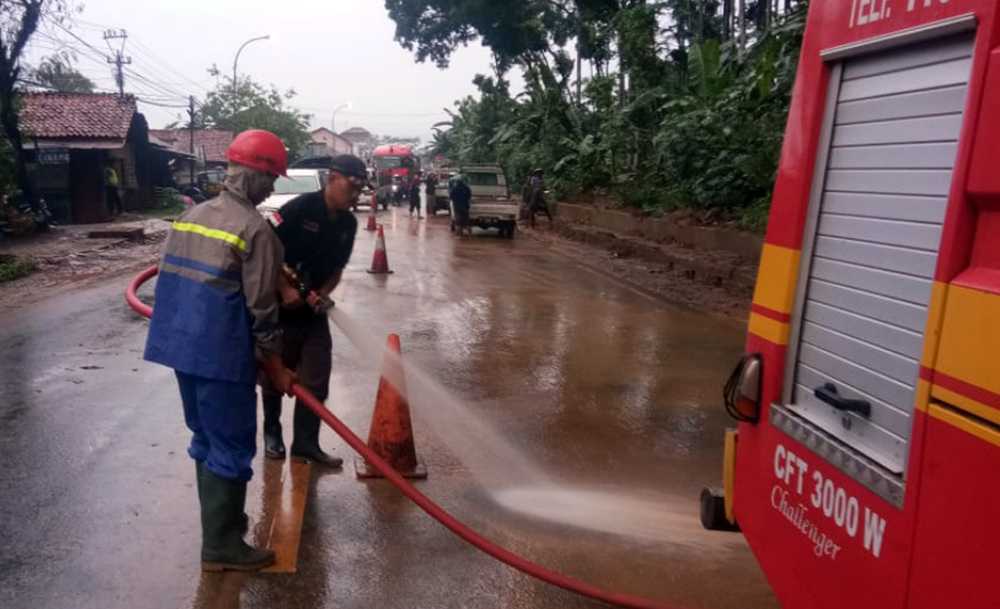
left=226, top=129, right=288, bottom=177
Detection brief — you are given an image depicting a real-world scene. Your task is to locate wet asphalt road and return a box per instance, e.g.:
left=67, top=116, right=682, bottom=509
left=0, top=207, right=778, bottom=609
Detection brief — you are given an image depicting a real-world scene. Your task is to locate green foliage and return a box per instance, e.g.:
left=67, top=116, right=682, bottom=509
left=199, top=67, right=312, bottom=161
left=655, top=8, right=805, bottom=213
left=0, top=254, right=36, bottom=283
left=29, top=55, right=94, bottom=92
left=394, top=0, right=807, bottom=232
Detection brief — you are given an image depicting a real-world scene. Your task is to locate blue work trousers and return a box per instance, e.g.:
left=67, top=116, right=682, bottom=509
left=175, top=371, right=257, bottom=481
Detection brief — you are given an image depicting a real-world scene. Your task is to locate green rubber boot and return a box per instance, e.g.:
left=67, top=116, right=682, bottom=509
left=196, top=461, right=247, bottom=535
left=199, top=468, right=274, bottom=572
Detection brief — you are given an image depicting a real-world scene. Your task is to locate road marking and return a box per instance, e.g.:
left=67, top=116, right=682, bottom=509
left=260, top=459, right=311, bottom=573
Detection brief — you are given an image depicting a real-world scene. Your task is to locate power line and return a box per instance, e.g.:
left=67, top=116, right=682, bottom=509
left=129, top=39, right=211, bottom=95
left=53, top=16, right=213, bottom=97
left=136, top=97, right=191, bottom=109
left=47, top=19, right=192, bottom=102
left=61, top=16, right=212, bottom=94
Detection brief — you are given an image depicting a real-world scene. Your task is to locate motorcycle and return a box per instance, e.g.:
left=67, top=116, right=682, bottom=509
left=0, top=192, right=54, bottom=238
left=181, top=186, right=208, bottom=203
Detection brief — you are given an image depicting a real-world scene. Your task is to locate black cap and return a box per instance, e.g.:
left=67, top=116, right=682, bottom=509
left=329, top=154, right=367, bottom=180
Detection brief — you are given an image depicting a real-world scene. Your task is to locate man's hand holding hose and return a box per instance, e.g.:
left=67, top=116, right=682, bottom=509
left=260, top=353, right=297, bottom=396
left=280, top=264, right=334, bottom=314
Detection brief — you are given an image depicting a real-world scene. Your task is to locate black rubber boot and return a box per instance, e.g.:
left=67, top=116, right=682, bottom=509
left=196, top=461, right=247, bottom=535
left=262, top=394, right=285, bottom=460
left=200, top=468, right=275, bottom=572
left=290, top=402, right=342, bottom=468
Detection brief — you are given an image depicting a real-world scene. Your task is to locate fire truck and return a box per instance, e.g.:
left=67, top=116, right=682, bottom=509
left=703, top=2, right=1000, bottom=608
left=372, top=144, right=420, bottom=206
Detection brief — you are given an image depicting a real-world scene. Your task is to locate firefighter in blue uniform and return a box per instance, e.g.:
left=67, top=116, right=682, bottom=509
left=144, top=129, right=296, bottom=572
left=261, top=154, right=364, bottom=467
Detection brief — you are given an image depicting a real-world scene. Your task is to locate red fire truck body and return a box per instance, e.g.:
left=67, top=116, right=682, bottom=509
left=372, top=144, right=419, bottom=184
left=726, top=2, right=1000, bottom=608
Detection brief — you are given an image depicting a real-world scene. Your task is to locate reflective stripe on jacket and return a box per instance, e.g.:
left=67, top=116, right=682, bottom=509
left=144, top=190, right=283, bottom=384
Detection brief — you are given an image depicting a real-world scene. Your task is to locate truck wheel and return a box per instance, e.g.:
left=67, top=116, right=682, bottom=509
left=699, top=487, right=739, bottom=531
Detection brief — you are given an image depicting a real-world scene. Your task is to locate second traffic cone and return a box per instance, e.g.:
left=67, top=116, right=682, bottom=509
left=366, top=225, right=393, bottom=274
left=355, top=334, right=427, bottom=479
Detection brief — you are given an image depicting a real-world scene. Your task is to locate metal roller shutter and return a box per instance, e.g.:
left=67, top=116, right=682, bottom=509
left=787, top=33, right=974, bottom=474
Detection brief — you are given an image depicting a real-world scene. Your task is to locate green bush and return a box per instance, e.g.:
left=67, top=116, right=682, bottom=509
left=0, top=254, right=36, bottom=283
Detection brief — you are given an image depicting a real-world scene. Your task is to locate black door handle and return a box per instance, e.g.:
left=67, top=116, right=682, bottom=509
left=814, top=383, right=871, bottom=418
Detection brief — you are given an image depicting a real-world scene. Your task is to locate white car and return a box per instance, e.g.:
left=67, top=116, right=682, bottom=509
left=256, top=168, right=327, bottom=218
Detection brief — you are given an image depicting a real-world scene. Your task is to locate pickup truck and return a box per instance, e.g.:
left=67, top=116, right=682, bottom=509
left=448, top=164, right=518, bottom=238
left=432, top=171, right=455, bottom=215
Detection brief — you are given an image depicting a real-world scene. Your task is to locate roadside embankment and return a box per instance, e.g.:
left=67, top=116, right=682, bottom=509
left=526, top=202, right=763, bottom=320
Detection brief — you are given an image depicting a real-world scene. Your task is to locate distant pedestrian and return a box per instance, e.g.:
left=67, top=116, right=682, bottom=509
left=105, top=163, right=123, bottom=217
left=425, top=173, right=438, bottom=210
left=450, top=174, right=472, bottom=237
left=408, top=175, right=423, bottom=218
left=144, top=129, right=296, bottom=572
left=526, top=168, right=553, bottom=229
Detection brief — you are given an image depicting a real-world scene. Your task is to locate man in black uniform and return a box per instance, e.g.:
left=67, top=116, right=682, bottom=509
left=261, top=154, right=365, bottom=467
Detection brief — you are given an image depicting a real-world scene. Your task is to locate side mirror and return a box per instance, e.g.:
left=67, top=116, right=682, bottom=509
left=724, top=354, right=762, bottom=424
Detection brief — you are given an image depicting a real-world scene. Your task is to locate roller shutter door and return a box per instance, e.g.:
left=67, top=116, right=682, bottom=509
left=788, top=34, right=974, bottom=474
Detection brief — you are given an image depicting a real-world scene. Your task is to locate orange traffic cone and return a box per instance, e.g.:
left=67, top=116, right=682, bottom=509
left=366, top=225, right=393, bottom=274
left=355, top=334, right=427, bottom=479
left=365, top=204, right=377, bottom=232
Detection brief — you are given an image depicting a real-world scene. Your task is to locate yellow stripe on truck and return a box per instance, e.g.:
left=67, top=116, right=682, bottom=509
left=930, top=384, right=1000, bottom=428
left=723, top=430, right=737, bottom=524
left=935, top=284, right=1000, bottom=399
left=928, top=403, right=1000, bottom=449
left=173, top=222, right=248, bottom=252
left=748, top=312, right=789, bottom=346
left=752, top=244, right=800, bottom=316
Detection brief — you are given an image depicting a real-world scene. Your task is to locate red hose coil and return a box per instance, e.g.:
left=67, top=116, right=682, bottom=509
left=126, top=265, right=686, bottom=609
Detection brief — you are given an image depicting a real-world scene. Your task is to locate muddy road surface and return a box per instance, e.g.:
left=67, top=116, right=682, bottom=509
left=0, top=207, right=776, bottom=609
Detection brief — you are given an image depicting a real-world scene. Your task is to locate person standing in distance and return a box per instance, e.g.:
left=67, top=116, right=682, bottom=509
left=144, top=129, right=297, bottom=572
left=261, top=154, right=365, bottom=468
left=526, top=168, right=553, bottom=229
left=408, top=173, right=423, bottom=219
left=450, top=174, right=472, bottom=237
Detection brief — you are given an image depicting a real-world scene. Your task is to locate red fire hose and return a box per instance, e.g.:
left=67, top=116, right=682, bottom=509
left=126, top=265, right=685, bottom=609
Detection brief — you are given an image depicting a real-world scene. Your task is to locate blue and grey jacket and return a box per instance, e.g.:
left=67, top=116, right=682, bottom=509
left=144, top=189, right=283, bottom=384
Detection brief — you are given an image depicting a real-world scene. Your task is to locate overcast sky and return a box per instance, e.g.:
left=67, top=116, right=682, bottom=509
left=25, top=0, right=518, bottom=142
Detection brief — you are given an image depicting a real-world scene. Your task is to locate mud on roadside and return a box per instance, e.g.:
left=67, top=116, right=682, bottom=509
left=523, top=222, right=756, bottom=321
left=0, top=219, right=169, bottom=314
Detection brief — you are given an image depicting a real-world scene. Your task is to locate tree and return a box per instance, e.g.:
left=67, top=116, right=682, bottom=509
left=0, top=1, right=75, bottom=209
left=30, top=55, right=94, bottom=92
left=198, top=67, right=312, bottom=161
left=393, top=0, right=805, bottom=228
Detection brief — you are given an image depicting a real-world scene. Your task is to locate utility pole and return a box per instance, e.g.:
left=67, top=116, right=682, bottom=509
left=103, top=29, right=132, bottom=97
left=188, top=96, right=196, bottom=186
